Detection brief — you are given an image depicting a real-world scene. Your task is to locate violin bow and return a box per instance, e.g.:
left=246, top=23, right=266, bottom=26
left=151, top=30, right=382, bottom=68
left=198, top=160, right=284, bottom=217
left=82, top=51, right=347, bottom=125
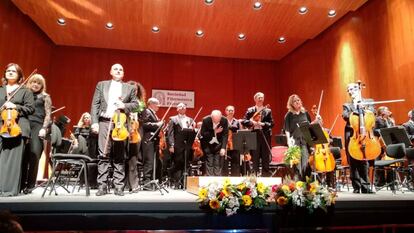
left=1, top=69, right=37, bottom=109
left=316, top=90, right=324, bottom=116
left=328, top=114, right=340, bottom=135
left=190, top=107, right=203, bottom=128
left=51, top=106, right=65, bottom=115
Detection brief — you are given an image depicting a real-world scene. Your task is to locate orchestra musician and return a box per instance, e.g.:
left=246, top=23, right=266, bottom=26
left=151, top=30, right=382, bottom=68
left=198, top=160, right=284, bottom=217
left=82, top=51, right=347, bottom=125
left=90, top=63, right=138, bottom=196
left=403, top=109, right=414, bottom=142
left=125, top=80, right=146, bottom=193
left=166, top=103, right=194, bottom=189
left=0, top=63, right=34, bottom=196
left=374, top=106, right=395, bottom=189
left=224, top=105, right=241, bottom=176
left=21, top=74, right=52, bottom=194
left=200, top=110, right=229, bottom=176
left=141, top=97, right=163, bottom=190
left=242, top=92, right=274, bottom=177
left=342, top=82, right=375, bottom=194
left=283, top=94, right=314, bottom=180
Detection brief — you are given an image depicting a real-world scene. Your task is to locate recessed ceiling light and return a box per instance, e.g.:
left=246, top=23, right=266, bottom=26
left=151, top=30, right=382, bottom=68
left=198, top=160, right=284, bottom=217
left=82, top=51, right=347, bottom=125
left=278, top=37, right=286, bottom=43
left=57, top=18, right=66, bottom=25
left=105, top=22, right=114, bottom=29
left=195, top=30, right=204, bottom=37
left=238, top=33, right=246, bottom=40
left=204, top=0, right=214, bottom=5
left=298, top=6, right=308, bottom=14
left=152, top=26, right=160, bottom=33
left=328, top=9, right=337, bottom=17
left=253, top=2, right=262, bottom=10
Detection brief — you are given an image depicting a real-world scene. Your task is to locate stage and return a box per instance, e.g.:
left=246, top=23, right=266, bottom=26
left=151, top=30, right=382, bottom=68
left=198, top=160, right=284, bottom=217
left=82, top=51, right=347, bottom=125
left=2, top=185, right=414, bottom=232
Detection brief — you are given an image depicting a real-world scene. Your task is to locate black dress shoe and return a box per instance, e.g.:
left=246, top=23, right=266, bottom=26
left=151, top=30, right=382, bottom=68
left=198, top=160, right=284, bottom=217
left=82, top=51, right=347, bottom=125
left=353, top=189, right=360, bottom=194
left=361, top=189, right=375, bottom=194
left=114, top=189, right=124, bottom=196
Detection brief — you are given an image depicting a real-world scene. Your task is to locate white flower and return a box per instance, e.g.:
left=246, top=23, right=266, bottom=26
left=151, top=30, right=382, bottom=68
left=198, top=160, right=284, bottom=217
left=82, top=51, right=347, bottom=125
left=226, top=207, right=238, bottom=216
left=251, top=189, right=258, bottom=198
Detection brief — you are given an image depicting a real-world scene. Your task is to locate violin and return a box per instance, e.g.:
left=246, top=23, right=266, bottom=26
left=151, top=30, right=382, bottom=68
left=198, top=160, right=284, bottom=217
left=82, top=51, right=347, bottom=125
left=348, top=82, right=381, bottom=160
left=159, top=126, right=167, bottom=158
left=227, top=130, right=234, bottom=150
left=192, top=137, right=203, bottom=158
left=0, top=108, right=21, bottom=138
left=111, top=110, right=129, bottom=141
left=250, top=104, right=270, bottom=123
left=129, top=113, right=141, bottom=144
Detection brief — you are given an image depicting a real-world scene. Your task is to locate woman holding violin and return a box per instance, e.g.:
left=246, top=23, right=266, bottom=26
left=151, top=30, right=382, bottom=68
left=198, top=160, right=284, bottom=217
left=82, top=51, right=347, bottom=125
left=21, top=74, right=52, bottom=194
left=126, top=80, right=146, bottom=192
left=342, top=82, right=377, bottom=194
left=283, top=94, right=317, bottom=181
left=0, top=63, right=34, bottom=196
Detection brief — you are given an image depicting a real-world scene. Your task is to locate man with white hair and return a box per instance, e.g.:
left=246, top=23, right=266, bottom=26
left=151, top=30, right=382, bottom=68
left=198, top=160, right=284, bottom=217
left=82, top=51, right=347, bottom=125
left=166, top=103, right=194, bottom=188
left=200, top=110, right=229, bottom=176
left=141, top=97, right=164, bottom=190
left=90, top=63, right=138, bottom=196
left=242, top=92, right=274, bottom=177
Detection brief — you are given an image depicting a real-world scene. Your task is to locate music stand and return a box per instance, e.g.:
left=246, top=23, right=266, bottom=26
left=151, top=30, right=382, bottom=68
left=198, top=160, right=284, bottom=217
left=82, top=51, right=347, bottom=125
left=142, top=125, right=169, bottom=195
left=275, top=134, right=288, bottom=146
left=233, top=131, right=257, bottom=176
left=380, top=126, right=412, bottom=148
left=180, top=128, right=196, bottom=190
left=298, top=122, right=328, bottom=180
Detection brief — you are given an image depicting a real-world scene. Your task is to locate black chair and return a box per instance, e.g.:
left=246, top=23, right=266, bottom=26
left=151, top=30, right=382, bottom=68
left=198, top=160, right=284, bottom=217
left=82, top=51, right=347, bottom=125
left=41, top=125, right=95, bottom=197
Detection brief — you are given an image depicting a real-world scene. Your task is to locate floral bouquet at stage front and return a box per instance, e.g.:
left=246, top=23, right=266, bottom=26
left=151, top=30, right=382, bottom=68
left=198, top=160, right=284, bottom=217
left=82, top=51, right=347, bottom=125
left=197, top=177, right=270, bottom=216
left=269, top=178, right=336, bottom=214
left=284, top=145, right=301, bottom=167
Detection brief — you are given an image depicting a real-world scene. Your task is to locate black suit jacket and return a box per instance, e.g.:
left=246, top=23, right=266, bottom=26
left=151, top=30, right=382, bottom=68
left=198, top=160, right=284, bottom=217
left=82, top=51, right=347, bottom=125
left=242, top=106, right=274, bottom=136
left=403, top=120, right=414, bottom=141
left=141, top=108, right=161, bottom=143
left=166, top=115, right=194, bottom=149
left=200, top=116, right=228, bottom=153
left=374, top=117, right=395, bottom=137
left=90, top=80, right=138, bottom=124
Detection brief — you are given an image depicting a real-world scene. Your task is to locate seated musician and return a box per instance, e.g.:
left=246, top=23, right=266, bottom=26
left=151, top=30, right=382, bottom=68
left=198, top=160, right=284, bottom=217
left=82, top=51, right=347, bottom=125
left=403, top=109, right=414, bottom=142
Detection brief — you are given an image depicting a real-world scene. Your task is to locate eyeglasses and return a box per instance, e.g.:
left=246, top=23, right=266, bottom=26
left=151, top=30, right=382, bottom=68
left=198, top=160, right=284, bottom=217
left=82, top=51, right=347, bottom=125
left=6, top=70, right=17, bottom=73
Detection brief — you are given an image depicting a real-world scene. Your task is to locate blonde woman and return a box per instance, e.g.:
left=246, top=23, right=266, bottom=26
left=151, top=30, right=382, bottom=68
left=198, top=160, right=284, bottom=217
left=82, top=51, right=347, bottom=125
left=21, top=73, right=52, bottom=194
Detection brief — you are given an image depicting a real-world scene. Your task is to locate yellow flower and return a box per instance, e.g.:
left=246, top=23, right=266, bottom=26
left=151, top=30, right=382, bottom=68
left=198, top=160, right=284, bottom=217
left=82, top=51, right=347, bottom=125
left=257, top=182, right=266, bottom=194
left=198, top=188, right=208, bottom=200
left=281, top=185, right=290, bottom=193
left=209, top=199, right=220, bottom=210
left=223, top=178, right=231, bottom=187
left=295, top=181, right=305, bottom=189
left=237, top=183, right=246, bottom=191
left=242, top=195, right=252, bottom=206
left=222, top=187, right=230, bottom=197
left=277, top=196, right=288, bottom=206
left=309, top=182, right=318, bottom=193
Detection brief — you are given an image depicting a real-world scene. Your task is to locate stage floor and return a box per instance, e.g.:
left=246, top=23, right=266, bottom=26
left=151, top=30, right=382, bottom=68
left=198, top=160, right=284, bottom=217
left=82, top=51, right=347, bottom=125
left=2, top=186, right=414, bottom=232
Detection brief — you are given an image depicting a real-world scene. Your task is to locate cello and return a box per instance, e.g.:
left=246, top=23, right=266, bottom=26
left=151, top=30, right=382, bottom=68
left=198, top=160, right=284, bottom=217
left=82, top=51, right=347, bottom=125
left=348, top=82, right=381, bottom=161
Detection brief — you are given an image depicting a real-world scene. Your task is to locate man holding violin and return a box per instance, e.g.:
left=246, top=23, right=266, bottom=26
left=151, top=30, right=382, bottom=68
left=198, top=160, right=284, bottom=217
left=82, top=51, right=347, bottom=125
left=242, top=92, right=274, bottom=177
left=90, top=63, right=138, bottom=196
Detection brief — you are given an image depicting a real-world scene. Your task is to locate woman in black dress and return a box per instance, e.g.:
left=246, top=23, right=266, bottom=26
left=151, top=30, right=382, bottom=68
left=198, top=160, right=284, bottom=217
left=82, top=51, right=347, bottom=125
left=21, top=74, right=52, bottom=194
left=283, top=94, right=316, bottom=181
left=0, top=63, right=34, bottom=196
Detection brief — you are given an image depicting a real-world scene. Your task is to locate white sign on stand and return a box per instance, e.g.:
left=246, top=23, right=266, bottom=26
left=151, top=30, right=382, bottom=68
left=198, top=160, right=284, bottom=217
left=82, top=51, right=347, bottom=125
left=152, top=89, right=195, bottom=108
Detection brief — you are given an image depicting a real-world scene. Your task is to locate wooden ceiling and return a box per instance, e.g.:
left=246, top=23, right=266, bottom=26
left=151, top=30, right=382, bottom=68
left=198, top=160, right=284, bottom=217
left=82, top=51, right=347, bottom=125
left=12, top=0, right=368, bottom=60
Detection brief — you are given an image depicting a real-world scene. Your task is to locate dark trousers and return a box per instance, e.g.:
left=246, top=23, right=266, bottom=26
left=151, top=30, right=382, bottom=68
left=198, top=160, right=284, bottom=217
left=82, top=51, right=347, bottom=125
left=205, top=146, right=222, bottom=176
left=126, top=142, right=141, bottom=190
left=97, top=121, right=126, bottom=189
left=21, top=123, right=43, bottom=190
left=251, top=131, right=271, bottom=177
left=142, top=141, right=161, bottom=183
left=170, top=147, right=191, bottom=185
left=345, top=131, right=370, bottom=191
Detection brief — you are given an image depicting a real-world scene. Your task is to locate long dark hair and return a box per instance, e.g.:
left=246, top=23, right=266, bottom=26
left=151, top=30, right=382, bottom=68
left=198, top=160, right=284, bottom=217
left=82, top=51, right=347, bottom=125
left=127, top=80, right=146, bottom=102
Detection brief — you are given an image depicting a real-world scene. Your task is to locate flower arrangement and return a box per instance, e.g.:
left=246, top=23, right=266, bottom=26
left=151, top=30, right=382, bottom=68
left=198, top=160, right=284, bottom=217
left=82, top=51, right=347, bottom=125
left=197, top=177, right=270, bottom=216
left=284, top=145, right=301, bottom=167
left=269, top=178, right=337, bottom=214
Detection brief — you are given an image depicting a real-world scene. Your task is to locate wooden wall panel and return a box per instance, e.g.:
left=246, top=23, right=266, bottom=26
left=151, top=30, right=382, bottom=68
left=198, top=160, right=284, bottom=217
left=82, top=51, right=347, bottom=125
left=47, top=46, right=278, bottom=131
left=275, top=0, right=414, bottom=137
left=0, top=1, right=53, bottom=78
